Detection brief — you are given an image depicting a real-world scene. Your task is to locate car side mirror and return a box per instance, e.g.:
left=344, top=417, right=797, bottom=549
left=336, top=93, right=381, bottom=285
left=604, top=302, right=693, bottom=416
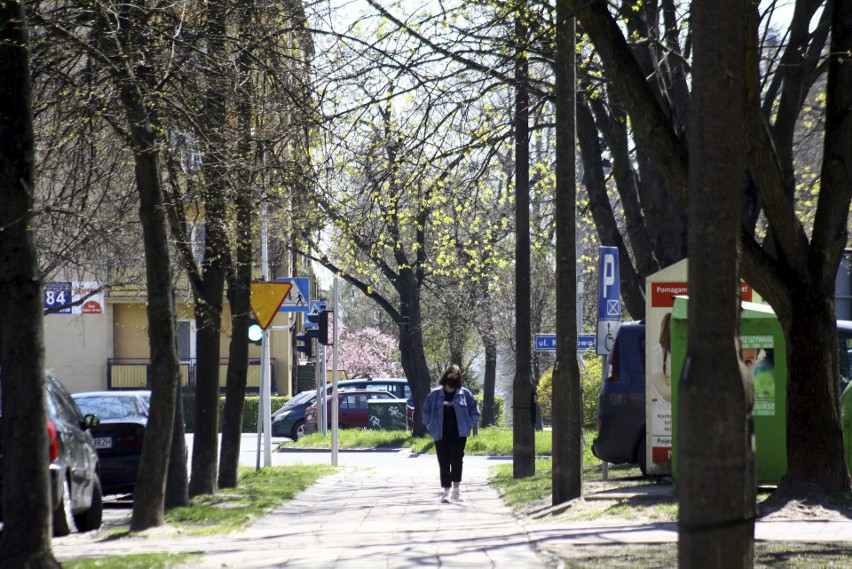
left=82, top=414, right=100, bottom=429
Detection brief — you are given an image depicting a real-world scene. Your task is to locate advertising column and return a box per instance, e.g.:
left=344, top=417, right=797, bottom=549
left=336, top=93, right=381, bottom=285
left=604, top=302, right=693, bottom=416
left=645, top=259, right=753, bottom=476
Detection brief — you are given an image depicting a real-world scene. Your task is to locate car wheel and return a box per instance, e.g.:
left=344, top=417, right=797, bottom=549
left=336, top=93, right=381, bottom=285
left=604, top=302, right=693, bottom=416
left=637, top=436, right=648, bottom=477
left=53, top=478, right=74, bottom=537
left=74, top=477, right=103, bottom=532
left=291, top=420, right=305, bottom=441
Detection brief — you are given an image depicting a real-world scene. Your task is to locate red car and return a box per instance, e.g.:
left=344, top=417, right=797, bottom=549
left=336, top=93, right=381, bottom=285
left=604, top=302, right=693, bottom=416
left=304, top=390, right=413, bottom=434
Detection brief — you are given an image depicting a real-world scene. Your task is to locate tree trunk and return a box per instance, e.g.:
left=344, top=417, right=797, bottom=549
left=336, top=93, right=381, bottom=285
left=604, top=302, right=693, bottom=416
left=190, top=295, right=223, bottom=497
left=782, top=298, right=849, bottom=494
left=0, top=3, right=60, bottom=565
left=165, top=382, right=189, bottom=509
left=552, top=3, right=582, bottom=504
left=127, top=118, right=179, bottom=533
left=217, top=0, right=255, bottom=490
left=513, top=13, right=535, bottom=479
left=777, top=0, right=852, bottom=495
left=188, top=0, right=230, bottom=498
left=127, top=125, right=180, bottom=532
left=219, top=245, right=252, bottom=488
left=577, top=97, right=645, bottom=319
left=478, top=321, right=498, bottom=427
left=590, top=95, right=658, bottom=283
left=448, top=314, right=465, bottom=369
left=396, top=272, right=430, bottom=437
left=92, top=0, right=180, bottom=533
left=678, top=1, right=754, bottom=565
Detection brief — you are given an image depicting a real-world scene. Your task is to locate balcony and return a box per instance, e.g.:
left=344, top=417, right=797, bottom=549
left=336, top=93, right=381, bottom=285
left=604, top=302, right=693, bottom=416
left=107, top=359, right=274, bottom=392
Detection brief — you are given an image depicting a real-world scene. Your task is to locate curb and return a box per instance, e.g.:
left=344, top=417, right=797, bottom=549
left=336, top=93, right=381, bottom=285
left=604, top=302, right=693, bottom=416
left=276, top=446, right=409, bottom=453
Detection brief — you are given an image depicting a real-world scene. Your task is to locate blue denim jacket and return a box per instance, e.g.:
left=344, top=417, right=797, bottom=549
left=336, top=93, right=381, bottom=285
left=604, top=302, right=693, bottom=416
left=421, top=386, right=481, bottom=441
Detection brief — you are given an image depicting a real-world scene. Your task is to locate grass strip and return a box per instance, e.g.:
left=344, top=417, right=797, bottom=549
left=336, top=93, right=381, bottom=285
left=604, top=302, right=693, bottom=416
left=165, top=464, right=335, bottom=534
left=63, top=553, right=198, bottom=569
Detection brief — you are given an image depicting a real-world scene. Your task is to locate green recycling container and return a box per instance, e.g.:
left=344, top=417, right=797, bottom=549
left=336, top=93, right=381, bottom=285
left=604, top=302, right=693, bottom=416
left=671, top=298, right=788, bottom=486
left=842, top=383, right=852, bottom=476
left=367, top=399, right=408, bottom=431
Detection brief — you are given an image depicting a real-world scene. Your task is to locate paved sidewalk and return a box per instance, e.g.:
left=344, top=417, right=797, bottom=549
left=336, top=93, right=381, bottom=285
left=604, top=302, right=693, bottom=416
left=52, top=451, right=852, bottom=568
left=54, top=452, right=546, bottom=568
left=186, top=465, right=543, bottom=568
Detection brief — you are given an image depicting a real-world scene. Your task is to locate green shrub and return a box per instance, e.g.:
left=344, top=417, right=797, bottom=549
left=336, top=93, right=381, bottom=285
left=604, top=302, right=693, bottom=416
left=536, top=356, right=603, bottom=427
left=474, top=394, right=504, bottom=427
left=182, top=391, right=291, bottom=433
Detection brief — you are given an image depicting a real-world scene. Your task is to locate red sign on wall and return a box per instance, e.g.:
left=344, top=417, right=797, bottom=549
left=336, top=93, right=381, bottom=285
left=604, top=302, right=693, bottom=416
left=651, top=282, right=752, bottom=308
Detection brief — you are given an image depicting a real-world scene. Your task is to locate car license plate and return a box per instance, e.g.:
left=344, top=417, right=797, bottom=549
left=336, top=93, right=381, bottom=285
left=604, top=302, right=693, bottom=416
left=93, top=437, right=113, bottom=449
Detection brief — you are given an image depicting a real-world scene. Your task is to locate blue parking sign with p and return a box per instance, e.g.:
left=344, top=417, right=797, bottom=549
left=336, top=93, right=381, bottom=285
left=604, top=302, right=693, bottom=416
left=598, top=247, right=621, bottom=319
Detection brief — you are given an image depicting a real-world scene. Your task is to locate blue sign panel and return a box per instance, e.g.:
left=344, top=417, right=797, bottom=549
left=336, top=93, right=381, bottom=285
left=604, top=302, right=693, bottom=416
left=305, top=301, right=327, bottom=328
left=534, top=334, right=557, bottom=352
left=598, top=246, right=621, bottom=319
left=44, top=282, right=72, bottom=313
left=534, top=334, right=598, bottom=352
left=578, top=335, right=596, bottom=351
left=276, top=277, right=310, bottom=312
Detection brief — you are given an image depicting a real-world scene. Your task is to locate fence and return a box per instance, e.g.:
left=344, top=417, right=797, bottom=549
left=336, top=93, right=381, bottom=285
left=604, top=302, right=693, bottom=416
left=107, top=358, right=268, bottom=391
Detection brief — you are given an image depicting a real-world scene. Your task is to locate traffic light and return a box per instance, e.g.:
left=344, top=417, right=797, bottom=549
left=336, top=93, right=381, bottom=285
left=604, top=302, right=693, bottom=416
left=318, top=310, right=331, bottom=345
left=296, top=332, right=313, bottom=358
left=248, top=314, right=263, bottom=346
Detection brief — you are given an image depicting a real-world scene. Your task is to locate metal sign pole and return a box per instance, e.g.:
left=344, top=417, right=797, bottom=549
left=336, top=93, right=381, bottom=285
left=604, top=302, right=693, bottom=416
left=261, top=329, right=272, bottom=467
left=601, top=353, right=608, bottom=480
left=260, top=181, right=272, bottom=467
left=257, top=158, right=270, bottom=470
left=315, top=339, right=322, bottom=436
left=321, top=345, right=328, bottom=436
left=331, top=278, right=340, bottom=466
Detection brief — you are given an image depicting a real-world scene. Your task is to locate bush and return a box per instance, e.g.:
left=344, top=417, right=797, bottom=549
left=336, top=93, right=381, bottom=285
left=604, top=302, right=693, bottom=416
left=182, top=391, right=291, bottom=433
left=474, top=394, right=504, bottom=427
left=536, top=356, right=603, bottom=427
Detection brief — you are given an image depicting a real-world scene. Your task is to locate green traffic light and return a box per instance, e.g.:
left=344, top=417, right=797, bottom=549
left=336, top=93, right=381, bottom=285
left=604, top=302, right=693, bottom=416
left=248, top=323, right=263, bottom=344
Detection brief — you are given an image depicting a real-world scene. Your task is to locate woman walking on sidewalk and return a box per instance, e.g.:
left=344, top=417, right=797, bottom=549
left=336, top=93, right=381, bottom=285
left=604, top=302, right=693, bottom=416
left=422, top=364, right=481, bottom=504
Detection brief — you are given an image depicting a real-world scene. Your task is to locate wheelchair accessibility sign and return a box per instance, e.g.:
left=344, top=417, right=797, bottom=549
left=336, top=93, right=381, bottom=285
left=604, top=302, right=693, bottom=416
left=597, top=246, right=621, bottom=355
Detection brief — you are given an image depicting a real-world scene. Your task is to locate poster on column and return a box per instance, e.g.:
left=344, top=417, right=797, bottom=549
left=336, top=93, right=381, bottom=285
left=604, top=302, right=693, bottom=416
left=644, top=259, right=753, bottom=476
left=742, top=335, right=776, bottom=416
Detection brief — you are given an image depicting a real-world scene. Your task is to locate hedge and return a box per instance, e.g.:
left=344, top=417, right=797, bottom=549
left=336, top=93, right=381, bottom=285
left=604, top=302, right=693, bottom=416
left=536, top=357, right=603, bottom=427
left=182, top=392, right=291, bottom=433
left=474, top=394, right=505, bottom=427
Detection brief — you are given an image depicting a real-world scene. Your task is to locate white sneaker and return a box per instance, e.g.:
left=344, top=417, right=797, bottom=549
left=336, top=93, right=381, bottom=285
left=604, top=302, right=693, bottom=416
left=450, top=487, right=464, bottom=503
left=440, top=488, right=451, bottom=503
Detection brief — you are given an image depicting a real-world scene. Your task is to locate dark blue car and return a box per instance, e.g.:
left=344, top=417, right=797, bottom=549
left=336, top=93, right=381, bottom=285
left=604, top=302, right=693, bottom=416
left=591, top=321, right=648, bottom=474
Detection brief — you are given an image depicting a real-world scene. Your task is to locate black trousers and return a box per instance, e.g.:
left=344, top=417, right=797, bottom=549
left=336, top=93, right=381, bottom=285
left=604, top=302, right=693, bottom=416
left=435, top=435, right=467, bottom=488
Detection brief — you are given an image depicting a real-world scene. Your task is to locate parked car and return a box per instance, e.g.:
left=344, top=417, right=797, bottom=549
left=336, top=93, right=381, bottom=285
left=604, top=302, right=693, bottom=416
left=0, top=371, right=103, bottom=536
left=303, top=390, right=413, bottom=434
left=338, top=378, right=412, bottom=404
left=274, top=378, right=412, bottom=441
left=72, top=390, right=149, bottom=495
left=591, top=321, right=648, bottom=473
left=271, top=390, right=317, bottom=440
left=592, top=319, right=852, bottom=476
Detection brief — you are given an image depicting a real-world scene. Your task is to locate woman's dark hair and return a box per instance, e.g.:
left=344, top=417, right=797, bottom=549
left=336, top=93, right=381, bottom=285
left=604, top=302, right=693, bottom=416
left=438, top=364, right=462, bottom=387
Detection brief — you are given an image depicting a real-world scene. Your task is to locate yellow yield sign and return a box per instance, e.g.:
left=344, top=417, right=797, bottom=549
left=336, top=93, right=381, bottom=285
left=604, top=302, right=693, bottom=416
left=250, top=281, right=292, bottom=330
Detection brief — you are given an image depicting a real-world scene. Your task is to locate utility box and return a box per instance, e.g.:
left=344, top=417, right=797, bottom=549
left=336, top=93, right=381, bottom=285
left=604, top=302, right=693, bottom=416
left=367, top=399, right=408, bottom=431
left=670, top=298, right=788, bottom=486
